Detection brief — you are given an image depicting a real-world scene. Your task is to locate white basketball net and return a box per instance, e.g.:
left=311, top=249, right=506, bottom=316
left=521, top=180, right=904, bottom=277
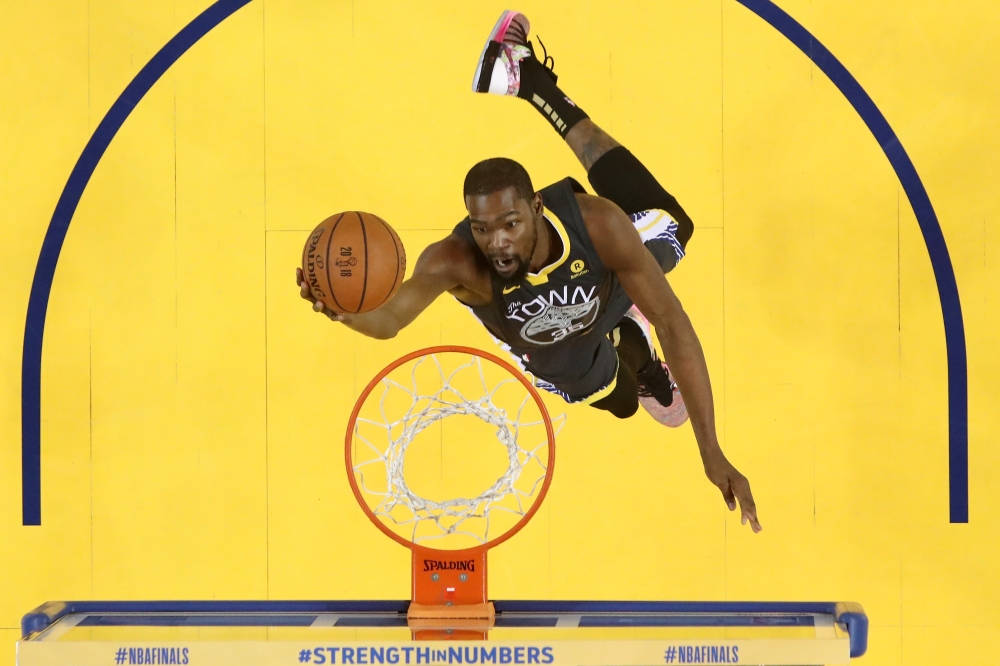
left=352, top=353, right=563, bottom=546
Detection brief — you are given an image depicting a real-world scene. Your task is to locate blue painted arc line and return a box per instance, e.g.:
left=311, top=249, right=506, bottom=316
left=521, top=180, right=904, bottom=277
left=21, top=0, right=968, bottom=525
left=735, top=0, right=968, bottom=522
left=19, top=0, right=253, bottom=526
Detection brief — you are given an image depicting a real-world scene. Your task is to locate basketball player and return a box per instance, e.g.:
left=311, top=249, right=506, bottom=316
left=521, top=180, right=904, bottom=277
left=297, top=11, right=761, bottom=532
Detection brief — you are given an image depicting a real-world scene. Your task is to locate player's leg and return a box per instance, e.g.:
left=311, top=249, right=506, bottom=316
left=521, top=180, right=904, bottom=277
left=572, top=314, right=684, bottom=424
left=471, top=11, right=693, bottom=245
left=616, top=307, right=689, bottom=427
left=565, top=120, right=620, bottom=171
left=589, top=319, right=646, bottom=419
left=589, top=358, right=639, bottom=419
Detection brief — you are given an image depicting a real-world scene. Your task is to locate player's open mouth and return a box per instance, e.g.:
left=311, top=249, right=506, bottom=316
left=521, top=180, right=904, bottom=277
left=493, top=257, right=516, bottom=273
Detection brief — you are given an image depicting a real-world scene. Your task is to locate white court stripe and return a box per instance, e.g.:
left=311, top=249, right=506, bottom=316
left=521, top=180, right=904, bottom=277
left=38, top=613, right=86, bottom=641
left=555, top=614, right=582, bottom=628
left=310, top=614, right=344, bottom=628
left=814, top=613, right=836, bottom=638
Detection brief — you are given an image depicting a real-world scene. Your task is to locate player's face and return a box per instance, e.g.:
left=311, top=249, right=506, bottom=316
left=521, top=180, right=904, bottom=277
left=466, top=187, right=542, bottom=281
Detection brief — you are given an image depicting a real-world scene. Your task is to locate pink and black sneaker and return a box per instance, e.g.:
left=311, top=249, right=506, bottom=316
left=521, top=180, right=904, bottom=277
left=623, top=306, right=689, bottom=428
left=472, top=10, right=532, bottom=96
left=472, top=10, right=557, bottom=96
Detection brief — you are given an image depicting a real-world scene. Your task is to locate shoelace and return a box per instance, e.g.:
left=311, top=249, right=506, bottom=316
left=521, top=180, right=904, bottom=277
left=636, top=360, right=676, bottom=403
left=535, top=35, right=556, bottom=73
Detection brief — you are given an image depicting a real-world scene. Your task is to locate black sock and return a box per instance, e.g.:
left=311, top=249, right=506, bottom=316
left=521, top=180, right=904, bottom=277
left=516, top=55, right=589, bottom=137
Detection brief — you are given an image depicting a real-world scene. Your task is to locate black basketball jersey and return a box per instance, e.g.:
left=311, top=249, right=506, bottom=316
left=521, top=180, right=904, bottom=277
left=452, top=178, right=634, bottom=384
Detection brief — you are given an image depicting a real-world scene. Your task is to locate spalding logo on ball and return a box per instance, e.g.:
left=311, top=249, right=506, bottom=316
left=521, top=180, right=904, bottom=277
left=302, top=211, right=406, bottom=314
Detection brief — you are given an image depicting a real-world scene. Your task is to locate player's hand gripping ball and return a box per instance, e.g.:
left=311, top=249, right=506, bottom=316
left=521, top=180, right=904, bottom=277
left=301, top=212, right=406, bottom=314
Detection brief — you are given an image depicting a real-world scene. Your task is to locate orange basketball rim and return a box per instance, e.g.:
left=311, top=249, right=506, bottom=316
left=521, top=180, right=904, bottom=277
left=345, top=346, right=557, bottom=634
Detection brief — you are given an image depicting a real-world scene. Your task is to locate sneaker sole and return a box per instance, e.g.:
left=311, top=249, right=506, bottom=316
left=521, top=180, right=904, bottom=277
left=471, top=10, right=526, bottom=92
left=639, top=393, right=689, bottom=428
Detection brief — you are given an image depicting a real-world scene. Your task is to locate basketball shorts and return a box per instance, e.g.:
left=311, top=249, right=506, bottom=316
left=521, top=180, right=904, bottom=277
left=532, top=147, right=694, bottom=404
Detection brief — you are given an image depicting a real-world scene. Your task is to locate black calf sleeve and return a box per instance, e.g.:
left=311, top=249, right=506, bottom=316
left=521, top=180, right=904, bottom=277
left=587, top=146, right=694, bottom=249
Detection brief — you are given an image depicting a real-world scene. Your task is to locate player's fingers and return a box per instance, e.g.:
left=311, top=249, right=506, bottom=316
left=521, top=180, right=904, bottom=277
left=312, top=302, right=343, bottom=322
left=295, top=267, right=303, bottom=283
left=732, top=476, right=759, bottom=529
left=719, top=483, right=737, bottom=511
left=736, top=489, right=756, bottom=519
left=741, top=505, right=762, bottom=532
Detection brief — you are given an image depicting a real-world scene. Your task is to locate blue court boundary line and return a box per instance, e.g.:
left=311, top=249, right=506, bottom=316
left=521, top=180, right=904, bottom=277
left=20, top=0, right=967, bottom=525
left=19, top=0, right=253, bottom=525
left=733, top=0, right=968, bottom=522
left=20, top=600, right=868, bottom=658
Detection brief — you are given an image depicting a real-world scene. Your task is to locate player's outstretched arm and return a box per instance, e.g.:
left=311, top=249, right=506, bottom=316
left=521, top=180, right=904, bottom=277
left=297, top=235, right=475, bottom=339
left=580, top=195, right=762, bottom=532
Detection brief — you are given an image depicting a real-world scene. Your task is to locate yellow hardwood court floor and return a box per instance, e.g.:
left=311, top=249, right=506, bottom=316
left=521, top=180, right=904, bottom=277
left=1, top=1, right=998, bottom=664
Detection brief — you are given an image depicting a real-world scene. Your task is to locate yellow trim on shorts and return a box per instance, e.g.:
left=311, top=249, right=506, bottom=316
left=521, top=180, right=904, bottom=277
left=579, top=373, right=618, bottom=405
left=577, top=356, right=620, bottom=405
left=634, top=209, right=671, bottom=234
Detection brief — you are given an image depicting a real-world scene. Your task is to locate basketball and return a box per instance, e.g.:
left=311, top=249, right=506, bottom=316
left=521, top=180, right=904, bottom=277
left=301, top=211, right=406, bottom=314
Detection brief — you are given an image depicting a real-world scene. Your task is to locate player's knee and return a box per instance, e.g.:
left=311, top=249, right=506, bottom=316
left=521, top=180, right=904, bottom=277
left=598, top=395, right=638, bottom=419
left=611, top=401, right=639, bottom=419
left=666, top=201, right=694, bottom=249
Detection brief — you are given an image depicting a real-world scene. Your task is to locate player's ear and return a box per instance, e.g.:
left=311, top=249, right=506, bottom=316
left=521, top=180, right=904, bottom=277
left=531, top=192, right=543, bottom=216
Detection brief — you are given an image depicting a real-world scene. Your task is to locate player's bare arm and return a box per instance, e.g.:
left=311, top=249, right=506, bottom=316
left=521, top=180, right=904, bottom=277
left=297, top=235, right=490, bottom=338
left=578, top=193, right=762, bottom=532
